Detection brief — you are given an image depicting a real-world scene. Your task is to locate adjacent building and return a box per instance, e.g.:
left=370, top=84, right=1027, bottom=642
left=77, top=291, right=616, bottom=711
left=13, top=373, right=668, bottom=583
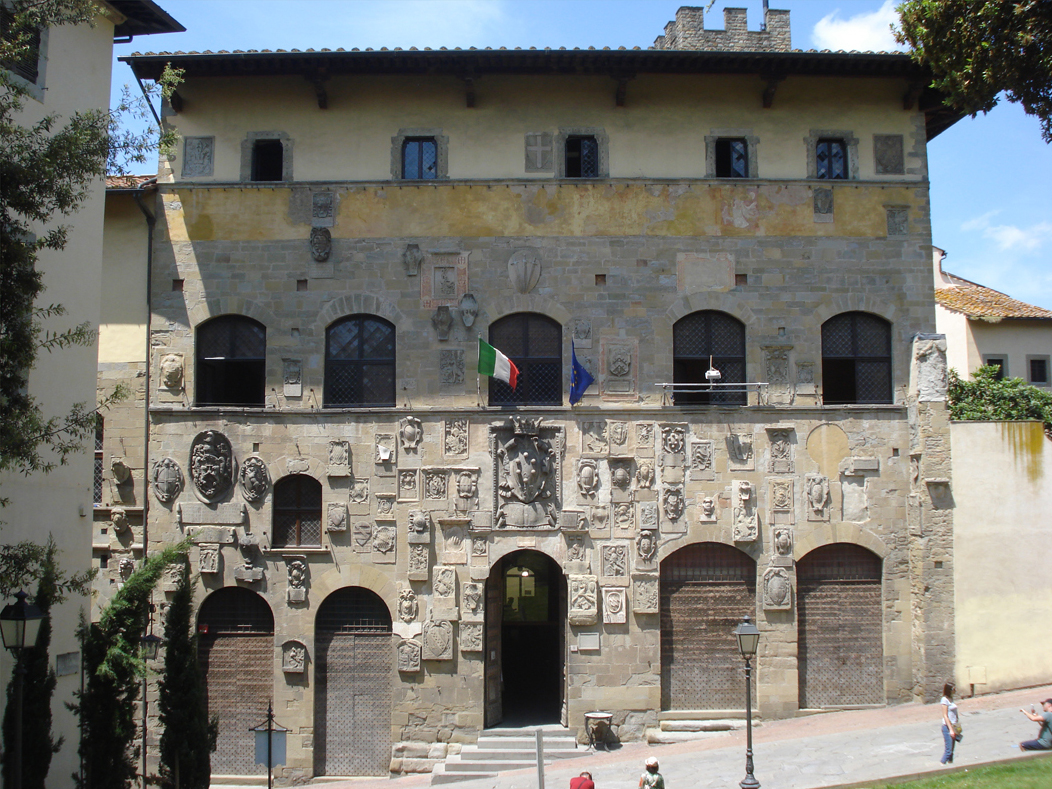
left=103, top=6, right=963, bottom=781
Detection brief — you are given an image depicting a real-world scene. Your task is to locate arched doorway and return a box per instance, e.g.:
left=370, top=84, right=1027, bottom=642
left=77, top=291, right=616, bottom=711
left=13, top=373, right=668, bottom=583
left=198, top=587, right=274, bottom=776
left=314, top=587, right=393, bottom=776
left=660, top=542, right=756, bottom=710
left=798, top=544, right=884, bottom=708
left=485, top=550, right=565, bottom=727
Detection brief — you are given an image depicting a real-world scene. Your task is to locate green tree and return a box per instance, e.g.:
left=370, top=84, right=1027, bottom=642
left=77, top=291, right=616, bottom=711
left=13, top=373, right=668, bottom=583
left=1, top=0, right=179, bottom=490
left=71, top=543, right=186, bottom=789
left=157, top=558, right=217, bottom=789
left=948, top=365, right=1052, bottom=436
left=897, top=0, right=1052, bottom=142
left=0, top=537, right=92, bottom=789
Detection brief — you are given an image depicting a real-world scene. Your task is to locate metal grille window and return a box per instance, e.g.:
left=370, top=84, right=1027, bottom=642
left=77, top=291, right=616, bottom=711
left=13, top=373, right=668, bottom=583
left=816, top=139, right=847, bottom=179
left=715, top=138, right=748, bottom=178
left=93, top=418, right=104, bottom=505
left=565, top=136, right=599, bottom=178
left=488, top=313, right=562, bottom=406
left=821, top=312, right=892, bottom=404
left=402, top=137, right=437, bottom=179
left=325, top=315, right=395, bottom=407
left=673, top=311, right=746, bottom=405
left=273, top=474, right=322, bottom=547
left=196, top=315, right=266, bottom=407
left=0, top=7, right=41, bottom=84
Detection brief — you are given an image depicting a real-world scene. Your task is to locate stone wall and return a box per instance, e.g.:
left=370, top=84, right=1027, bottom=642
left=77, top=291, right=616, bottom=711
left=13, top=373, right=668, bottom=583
left=653, top=7, right=792, bottom=52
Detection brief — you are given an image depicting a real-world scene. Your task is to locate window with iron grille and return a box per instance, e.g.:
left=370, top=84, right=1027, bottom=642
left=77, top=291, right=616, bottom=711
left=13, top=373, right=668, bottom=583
left=565, top=136, right=599, bottom=178
left=714, top=138, right=748, bottom=178
left=198, top=587, right=275, bottom=634
left=93, top=417, right=104, bottom=505
left=982, top=355, right=1007, bottom=380
left=821, top=312, right=892, bottom=404
left=273, top=475, right=322, bottom=548
left=1, top=6, right=41, bottom=85
left=1028, top=356, right=1049, bottom=387
left=672, top=311, right=746, bottom=405
left=816, top=139, right=848, bottom=180
left=402, top=137, right=438, bottom=180
left=315, top=587, right=393, bottom=633
left=488, top=313, right=562, bottom=406
left=325, top=315, right=395, bottom=407
left=196, top=315, right=266, bottom=407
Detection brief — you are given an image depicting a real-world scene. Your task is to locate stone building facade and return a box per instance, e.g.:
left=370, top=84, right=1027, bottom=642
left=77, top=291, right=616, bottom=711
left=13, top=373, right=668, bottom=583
left=103, top=7, right=962, bottom=782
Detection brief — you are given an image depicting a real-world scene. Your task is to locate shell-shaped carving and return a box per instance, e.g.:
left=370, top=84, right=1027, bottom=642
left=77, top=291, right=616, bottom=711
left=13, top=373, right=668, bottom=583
left=508, top=249, right=542, bottom=294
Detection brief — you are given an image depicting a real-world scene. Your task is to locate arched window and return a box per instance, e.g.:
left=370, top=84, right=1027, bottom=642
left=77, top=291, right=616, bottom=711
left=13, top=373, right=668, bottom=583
left=488, top=313, right=561, bottom=406
left=273, top=474, right=322, bottom=547
left=196, top=315, right=266, bottom=407
left=672, top=311, right=746, bottom=405
left=821, top=312, right=892, bottom=404
left=325, top=315, right=395, bottom=408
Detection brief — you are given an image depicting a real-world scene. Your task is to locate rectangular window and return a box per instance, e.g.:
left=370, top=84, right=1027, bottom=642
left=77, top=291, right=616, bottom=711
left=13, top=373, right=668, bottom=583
left=0, top=6, right=41, bottom=84
left=816, top=139, right=848, bottom=179
left=402, top=137, right=437, bottom=179
left=1028, top=356, right=1049, bottom=386
left=565, top=136, right=599, bottom=178
left=983, top=356, right=1007, bottom=380
left=251, top=139, right=284, bottom=182
left=93, top=418, right=104, bottom=505
left=714, top=138, right=748, bottom=178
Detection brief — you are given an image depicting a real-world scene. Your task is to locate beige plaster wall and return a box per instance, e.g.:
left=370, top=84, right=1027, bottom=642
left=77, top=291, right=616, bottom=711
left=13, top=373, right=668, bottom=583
left=935, top=304, right=977, bottom=378
left=951, top=421, right=1052, bottom=693
left=965, top=320, right=1052, bottom=385
left=100, top=192, right=150, bottom=363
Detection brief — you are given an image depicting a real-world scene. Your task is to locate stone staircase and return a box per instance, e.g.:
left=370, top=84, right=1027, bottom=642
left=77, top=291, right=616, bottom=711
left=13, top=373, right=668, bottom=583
left=644, top=710, right=759, bottom=744
left=431, top=724, right=581, bottom=785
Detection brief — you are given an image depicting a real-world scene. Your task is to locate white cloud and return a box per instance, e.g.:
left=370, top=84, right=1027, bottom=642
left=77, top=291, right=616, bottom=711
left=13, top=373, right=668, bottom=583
left=811, top=1, right=903, bottom=52
left=960, top=212, right=1052, bottom=251
left=350, top=0, right=509, bottom=49
left=960, top=209, right=1001, bottom=232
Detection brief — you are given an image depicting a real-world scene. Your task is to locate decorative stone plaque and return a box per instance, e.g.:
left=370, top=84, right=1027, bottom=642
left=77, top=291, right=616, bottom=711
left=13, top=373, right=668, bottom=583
left=632, top=574, right=659, bottom=614
left=312, top=190, right=335, bottom=226
left=422, top=620, right=454, bottom=660
left=424, top=469, right=448, bottom=501
left=351, top=520, right=372, bottom=551
left=327, top=503, right=348, bottom=534
left=805, top=475, right=830, bottom=522
left=453, top=470, right=478, bottom=513
left=610, top=460, right=633, bottom=503
left=399, top=470, right=419, bottom=502
left=767, top=426, right=795, bottom=473
left=199, top=544, right=220, bottom=574
left=181, top=136, right=214, bottom=177
left=407, top=510, right=431, bottom=544
left=185, top=525, right=237, bottom=544
left=432, top=566, right=458, bottom=620
left=772, top=526, right=794, bottom=567
left=440, top=350, right=465, bottom=385
left=568, top=575, right=599, bottom=626
left=639, top=501, right=658, bottom=532
left=159, top=352, right=184, bottom=392
left=727, top=433, right=754, bottom=471
left=662, top=485, right=685, bottom=523
left=233, top=559, right=264, bottom=583
left=328, top=441, right=351, bottom=477
left=282, top=358, right=302, bottom=397
left=460, top=621, right=484, bottom=652
left=659, top=424, right=687, bottom=468
left=769, top=478, right=795, bottom=525
left=601, top=338, right=638, bottom=399
left=375, top=493, right=395, bottom=517
left=600, top=543, right=629, bottom=586
left=602, top=587, right=627, bottom=625
left=690, top=440, right=715, bottom=481
left=635, top=529, right=658, bottom=572
left=636, top=423, right=655, bottom=457
left=397, top=638, right=422, bottom=672
left=285, top=556, right=308, bottom=604
left=565, top=535, right=588, bottom=573
left=375, top=433, right=397, bottom=473
left=732, top=481, right=759, bottom=543
left=151, top=457, right=183, bottom=503
left=560, top=510, right=588, bottom=533
left=349, top=479, right=369, bottom=512
left=576, top=459, right=599, bottom=500
left=408, top=544, right=429, bottom=581
left=372, top=523, right=396, bottom=564
left=444, top=418, right=468, bottom=457
left=282, top=640, right=307, bottom=674
left=440, top=521, right=468, bottom=564
left=189, top=430, right=234, bottom=502
left=581, top=421, right=608, bottom=456
left=699, top=495, right=718, bottom=523
left=237, top=457, right=270, bottom=504
left=462, top=582, right=484, bottom=620
left=763, top=567, right=793, bottom=610
left=398, top=588, right=418, bottom=624
left=178, top=502, right=245, bottom=526
left=399, top=416, right=424, bottom=453
left=491, top=417, right=561, bottom=530
left=763, top=346, right=793, bottom=405
left=613, top=502, right=634, bottom=532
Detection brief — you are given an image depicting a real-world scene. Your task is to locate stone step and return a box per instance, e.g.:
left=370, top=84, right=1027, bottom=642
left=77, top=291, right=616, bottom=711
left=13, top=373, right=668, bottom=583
left=431, top=728, right=581, bottom=785
left=645, top=720, right=760, bottom=745
left=473, top=737, right=578, bottom=749
left=659, top=718, right=749, bottom=732
left=459, top=747, right=580, bottom=761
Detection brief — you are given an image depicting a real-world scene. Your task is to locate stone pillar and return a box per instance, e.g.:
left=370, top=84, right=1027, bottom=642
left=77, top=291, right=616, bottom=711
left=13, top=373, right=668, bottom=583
left=907, top=333, right=955, bottom=702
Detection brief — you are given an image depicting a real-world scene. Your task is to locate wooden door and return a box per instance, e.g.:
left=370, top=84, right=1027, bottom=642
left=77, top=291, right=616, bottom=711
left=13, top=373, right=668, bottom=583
left=484, top=569, right=503, bottom=727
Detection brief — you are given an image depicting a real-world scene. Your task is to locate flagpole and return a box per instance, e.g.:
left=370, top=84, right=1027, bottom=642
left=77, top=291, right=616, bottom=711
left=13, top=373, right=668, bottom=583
left=477, top=334, right=483, bottom=408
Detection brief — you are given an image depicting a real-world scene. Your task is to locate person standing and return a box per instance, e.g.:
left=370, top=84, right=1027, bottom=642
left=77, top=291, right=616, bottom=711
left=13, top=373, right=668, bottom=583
left=1019, top=699, right=1052, bottom=751
left=570, top=772, right=595, bottom=789
left=639, top=757, right=664, bottom=789
left=940, top=682, right=960, bottom=765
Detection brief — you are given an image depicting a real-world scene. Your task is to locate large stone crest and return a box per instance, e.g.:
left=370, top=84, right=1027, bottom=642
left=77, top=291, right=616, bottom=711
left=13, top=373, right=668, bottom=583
left=492, top=417, right=561, bottom=529
left=189, top=431, right=234, bottom=501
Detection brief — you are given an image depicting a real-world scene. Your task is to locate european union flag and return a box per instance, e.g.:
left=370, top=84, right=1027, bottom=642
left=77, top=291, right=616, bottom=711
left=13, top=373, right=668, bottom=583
left=569, top=341, right=595, bottom=405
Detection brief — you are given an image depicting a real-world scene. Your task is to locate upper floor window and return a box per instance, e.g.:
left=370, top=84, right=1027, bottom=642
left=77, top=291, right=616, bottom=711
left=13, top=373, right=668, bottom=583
left=402, top=137, right=437, bottom=180
left=672, top=311, right=746, bottom=405
left=196, top=315, right=266, bottom=407
left=1028, top=356, right=1049, bottom=387
left=565, top=135, right=599, bottom=178
left=273, top=474, right=322, bottom=548
left=1, top=5, right=39, bottom=82
left=488, top=313, right=561, bottom=406
left=821, top=312, right=892, bottom=404
left=982, top=355, right=1007, bottom=380
left=816, top=139, right=847, bottom=179
left=251, top=140, right=283, bottom=181
left=325, top=315, right=395, bottom=407
left=240, top=132, right=292, bottom=182
left=715, top=138, right=748, bottom=178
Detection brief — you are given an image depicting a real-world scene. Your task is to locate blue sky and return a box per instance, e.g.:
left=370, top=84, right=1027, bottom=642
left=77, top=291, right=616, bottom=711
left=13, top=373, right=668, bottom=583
left=114, top=0, right=1052, bottom=309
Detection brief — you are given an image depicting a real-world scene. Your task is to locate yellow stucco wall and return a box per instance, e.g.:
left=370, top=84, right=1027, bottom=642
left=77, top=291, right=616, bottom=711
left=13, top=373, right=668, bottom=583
left=100, top=192, right=150, bottom=363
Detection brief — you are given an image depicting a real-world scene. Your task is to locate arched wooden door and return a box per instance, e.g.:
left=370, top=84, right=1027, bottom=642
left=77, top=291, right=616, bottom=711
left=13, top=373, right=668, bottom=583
left=798, top=544, right=884, bottom=708
left=314, top=587, right=393, bottom=776
left=660, top=542, right=756, bottom=709
left=198, top=587, right=274, bottom=776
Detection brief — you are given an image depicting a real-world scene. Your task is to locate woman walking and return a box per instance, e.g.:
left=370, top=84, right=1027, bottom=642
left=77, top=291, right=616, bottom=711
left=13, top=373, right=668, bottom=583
left=940, top=682, right=960, bottom=764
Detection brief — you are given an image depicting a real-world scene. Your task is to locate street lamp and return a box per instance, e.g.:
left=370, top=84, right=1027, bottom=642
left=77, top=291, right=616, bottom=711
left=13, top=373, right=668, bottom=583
left=0, top=590, right=45, bottom=789
left=734, top=614, right=761, bottom=789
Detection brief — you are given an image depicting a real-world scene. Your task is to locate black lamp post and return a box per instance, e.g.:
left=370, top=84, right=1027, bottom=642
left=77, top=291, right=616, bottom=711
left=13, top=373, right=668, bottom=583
left=734, top=614, right=761, bottom=789
left=0, top=590, right=45, bottom=789
left=141, top=605, right=163, bottom=789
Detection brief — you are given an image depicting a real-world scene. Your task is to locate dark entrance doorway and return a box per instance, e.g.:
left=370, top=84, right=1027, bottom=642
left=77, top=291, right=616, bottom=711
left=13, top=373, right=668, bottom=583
left=485, top=550, right=564, bottom=727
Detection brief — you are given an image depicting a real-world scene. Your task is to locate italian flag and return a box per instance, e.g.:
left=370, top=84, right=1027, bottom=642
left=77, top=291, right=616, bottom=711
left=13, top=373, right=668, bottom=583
left=478, top=338, right=519, bottom=390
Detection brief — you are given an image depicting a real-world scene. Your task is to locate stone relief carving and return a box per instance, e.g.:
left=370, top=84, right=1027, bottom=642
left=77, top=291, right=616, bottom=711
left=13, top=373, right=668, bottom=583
left=913, top=334, right=949, bottom=401
left=407, top=510, right=431, bottom=543
left=602, top=587, right=627, bottom=624
left=568, top=575, right=599, bottom=625
left=182, top=136, right=214, bottom=177
left=373, top=524, right=396, bottom=562
left=767, top=427, right=794, bottom=473
left=493, top=417, right=559, bottom=529
left=442, top=523, right=467, bottom=563
left=733, top=480, right=759, bottom=543
left=508, top=248, right=542, bottom=294
left=189, top=431, right=234, bottom=502
left=769, top=478, right=795, bottom=524
left=636, top=529, right=658, bottom=565
left=610, top=460, right=632, bottom=492
left=422, top=619, right=454, bottom=660
left=160, top=353, right=183, bottom=390
left=460, top=621, right=484, bottom=652
left=455, top=471, right=478, bottom=512
left=690, top=440, right=715, bottom=481
left=772, top=526, right=793, bottom=565
left=328, top=440, right=351, bottom=476
left=632, top=575, right=659, bottom=614
left=312, top=191, right=334, bottom=225
left=408, top=544, right=429, bottom=580
left=614, top=502, right=634, bottom=531
left=110, top=457, right=131, bottom=486
left=607, top=345, right=632, bottom=378
left=425, top=469, right=448, bottom=500
left=375, top=433, right=396, bottom=465
left=635, top=460, right=655, bottom=489
left=470, top=536, right=488, bottom=562
left=327, top=503, right=348, bottom=533
left=282, top=641, right=307, bottom=674
left=398, top=588, right=418, bottom=624
left=727, top=433, right=754, bottom=470
left=161, top=562, right=183, bottom=593
left=403, top=244, right=424, bottom=276
left=572, top=318, right=592, bottom=347
left=199, top=544, right=220, bottom=574
left=581, top=421, right=608, bottom=455
left=238, top=456, right=270, bottom=503
left=462, top=582, right=483, bottom=618
left=764, top=346, right=793, bottom=404
left=110, top=506, right=129, bottom=533
left=309, top=227, right=331, bottom=262
left=566, top=536, right=587, bottom=564
left=285, top=557, right=308, bottom=604
left=805, top=475, right=830, bottom=521
left=660, top=425, right=686, bottom=464
left=376, top=493, right=395, bottom=516
left=445, top=418, right=468, bottom=456
left=433, top=566, right=456, bottom=599
left=431, top=306, right=454, bottom=340
left=399, top=470, right=419, bottom=500
left=700, top=496, right=717, bottom=522
left=577, top=459, right=600, bottom=499
left=119, top=557, right=136, bottom=583
left=399, top=417, right=423, bottom=452
left=639, top=501, right=658, bottom=531
left=349, top=479, right=369, bottom=506
left=283, top=358, right=302, bottom=397
left=351, top=520, right=371, bottom=552
left=763, top=567, right=793, bottom=610
left=601, top=543, right=628, bottom=579
left=636, top=423, right=654, bottom=454
left=662, top=486, right=685, bottom=522
left=397, top=638, right=422, bottom=672
left=440, top=350, right=465, bottom=384
left=458, top=293, right=478, bottom=327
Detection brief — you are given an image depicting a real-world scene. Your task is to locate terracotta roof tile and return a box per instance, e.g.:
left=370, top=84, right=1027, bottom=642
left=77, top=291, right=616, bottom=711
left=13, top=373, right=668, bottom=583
left=106, top=174, right=155, bottom=189
left=935, top=283, right=1052, bottom=320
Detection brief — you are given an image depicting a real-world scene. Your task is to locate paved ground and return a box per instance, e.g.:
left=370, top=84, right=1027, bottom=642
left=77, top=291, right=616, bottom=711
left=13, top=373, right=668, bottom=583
left=238, top=684, right=1052, bottom=789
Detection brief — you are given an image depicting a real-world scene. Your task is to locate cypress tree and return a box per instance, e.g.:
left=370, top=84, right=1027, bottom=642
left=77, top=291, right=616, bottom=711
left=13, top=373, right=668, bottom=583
left=157, top=557, right=216, bottom=789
